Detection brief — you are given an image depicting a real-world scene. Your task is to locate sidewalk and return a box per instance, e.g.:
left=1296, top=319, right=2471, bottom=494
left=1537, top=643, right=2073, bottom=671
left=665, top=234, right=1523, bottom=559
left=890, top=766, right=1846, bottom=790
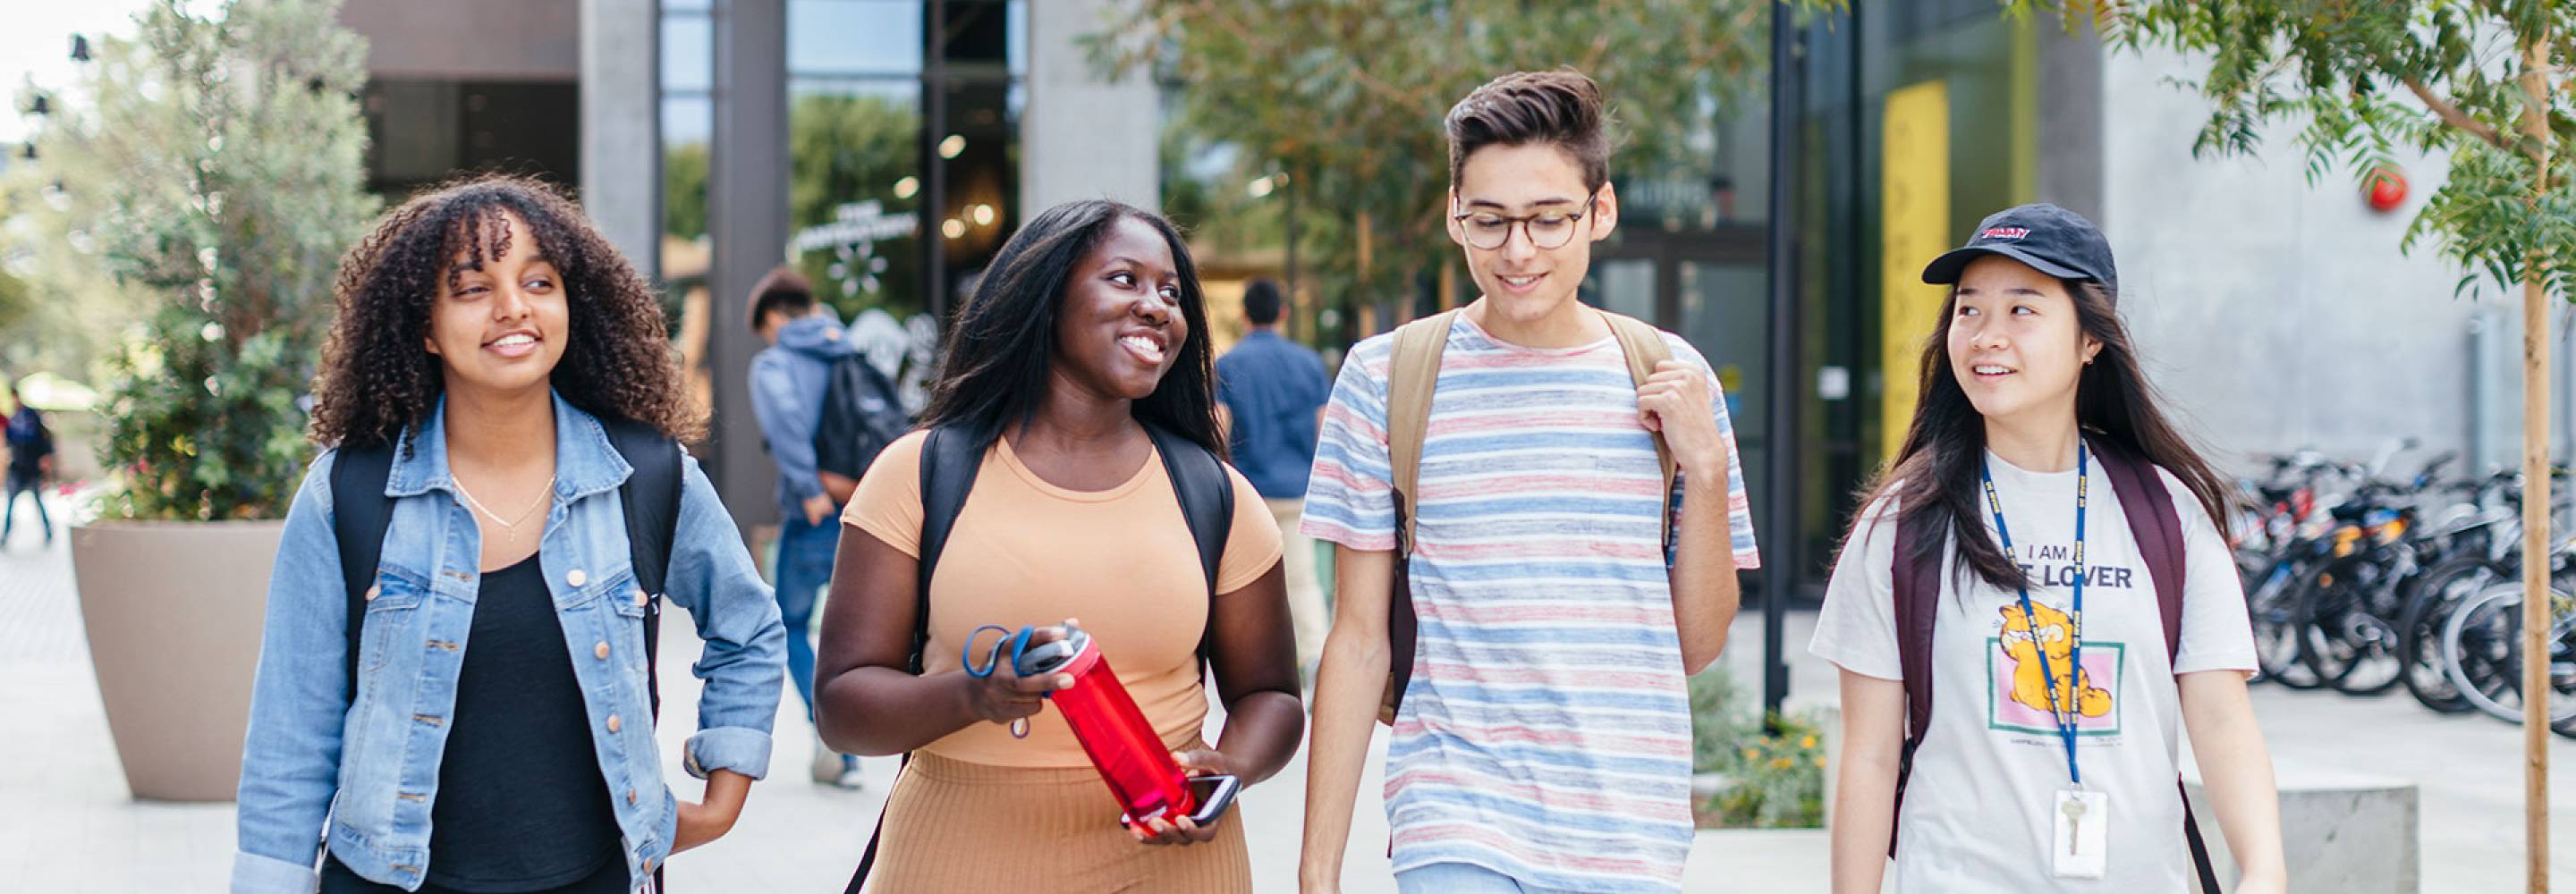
left=4, top=511, right=2572, bottom=891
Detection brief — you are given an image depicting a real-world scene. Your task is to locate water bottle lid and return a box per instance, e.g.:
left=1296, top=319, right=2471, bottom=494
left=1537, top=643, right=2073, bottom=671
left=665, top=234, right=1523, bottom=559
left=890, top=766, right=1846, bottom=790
left=1015, top=624, right=1092, bottom=676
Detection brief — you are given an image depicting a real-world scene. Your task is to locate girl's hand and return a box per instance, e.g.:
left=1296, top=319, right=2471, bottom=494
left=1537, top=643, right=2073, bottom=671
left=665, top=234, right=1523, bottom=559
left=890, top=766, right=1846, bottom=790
left=1137, top=748, right=1235, bottom=846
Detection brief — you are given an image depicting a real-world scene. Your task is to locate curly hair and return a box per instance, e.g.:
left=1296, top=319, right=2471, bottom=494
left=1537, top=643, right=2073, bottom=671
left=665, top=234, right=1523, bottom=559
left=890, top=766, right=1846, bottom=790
left=309, top=173, right=702, bottom=451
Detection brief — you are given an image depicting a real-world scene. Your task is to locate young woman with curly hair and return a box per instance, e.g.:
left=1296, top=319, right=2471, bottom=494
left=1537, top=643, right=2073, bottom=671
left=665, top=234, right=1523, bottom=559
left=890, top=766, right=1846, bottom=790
left=233, top=173, right=787, bottom=894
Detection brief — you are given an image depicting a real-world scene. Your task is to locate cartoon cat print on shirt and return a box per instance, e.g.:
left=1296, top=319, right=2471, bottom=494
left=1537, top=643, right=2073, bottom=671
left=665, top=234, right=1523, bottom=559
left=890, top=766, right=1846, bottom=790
left=1999, top=601, right=2113, bottom=718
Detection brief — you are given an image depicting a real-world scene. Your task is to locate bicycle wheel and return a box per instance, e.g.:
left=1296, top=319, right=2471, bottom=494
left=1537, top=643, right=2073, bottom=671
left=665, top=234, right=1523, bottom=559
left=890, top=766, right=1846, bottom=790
left=2299, top=555, right=2404, bottom=694
left=2248, top=554, right=2321, bottom=688
left=2441, top=583, right=2576, bottom=725
left=2398, top=557, right=2506, bottom=713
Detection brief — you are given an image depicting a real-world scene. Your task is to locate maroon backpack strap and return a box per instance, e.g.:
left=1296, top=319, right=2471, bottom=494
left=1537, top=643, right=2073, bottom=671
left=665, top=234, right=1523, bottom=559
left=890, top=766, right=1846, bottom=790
left=1887, top=507, right=1944, bottom=857
left=2096, top=442, right=2187, bottom=659
left=2094, top=442, right=2223, bottom=893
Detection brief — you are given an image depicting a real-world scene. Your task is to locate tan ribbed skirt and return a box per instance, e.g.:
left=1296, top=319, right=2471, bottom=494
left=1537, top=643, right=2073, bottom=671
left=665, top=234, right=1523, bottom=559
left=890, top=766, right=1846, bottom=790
left=862, top=749, right=1253, bottom=894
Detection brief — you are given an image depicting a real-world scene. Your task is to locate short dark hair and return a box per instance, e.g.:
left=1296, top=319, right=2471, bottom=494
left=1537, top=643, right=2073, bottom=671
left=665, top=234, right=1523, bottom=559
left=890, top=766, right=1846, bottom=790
left=748, top=266, right=815, bottom=333
left=1242, top=279, right=1284, bottom=325
left=1445, top=69, right=1612, bottom=193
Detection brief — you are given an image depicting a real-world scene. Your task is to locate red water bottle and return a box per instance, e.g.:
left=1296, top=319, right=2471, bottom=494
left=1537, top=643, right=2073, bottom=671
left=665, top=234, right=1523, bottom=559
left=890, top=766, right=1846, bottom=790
left=970, top=622, right=1240, bottom=831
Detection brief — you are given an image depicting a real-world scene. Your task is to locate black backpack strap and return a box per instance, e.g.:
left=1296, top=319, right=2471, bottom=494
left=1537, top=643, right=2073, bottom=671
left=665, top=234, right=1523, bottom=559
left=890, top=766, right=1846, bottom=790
left=1886, top=506, right=1942, bottom=858
left=1143, top=422, right=1233, bottom=665
left=333, top=444, right=399, bottom=702
left=852, top=426, right=984, bottom=893
left=601, top=417, right=684, bottom=721
left=911, top=425, right=986, bottom=673
left=843, top=750, right=911, bottom=894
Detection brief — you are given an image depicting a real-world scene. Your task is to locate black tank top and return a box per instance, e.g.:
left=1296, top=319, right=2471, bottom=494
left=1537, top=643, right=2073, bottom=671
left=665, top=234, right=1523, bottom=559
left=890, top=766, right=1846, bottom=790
left=420, top=554, right=626, bottom=891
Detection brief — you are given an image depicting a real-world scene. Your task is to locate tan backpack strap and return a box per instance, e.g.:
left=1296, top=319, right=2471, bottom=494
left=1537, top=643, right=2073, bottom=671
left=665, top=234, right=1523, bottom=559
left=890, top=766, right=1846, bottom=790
left=1385, top=310, right=1460, bottom=555
left=1601, top=311, right=1680, bottom=544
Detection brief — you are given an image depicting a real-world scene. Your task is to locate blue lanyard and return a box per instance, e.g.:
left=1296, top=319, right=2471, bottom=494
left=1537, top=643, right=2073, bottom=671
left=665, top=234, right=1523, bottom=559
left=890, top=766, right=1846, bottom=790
left=1979, top=444, right=2089, bottom=787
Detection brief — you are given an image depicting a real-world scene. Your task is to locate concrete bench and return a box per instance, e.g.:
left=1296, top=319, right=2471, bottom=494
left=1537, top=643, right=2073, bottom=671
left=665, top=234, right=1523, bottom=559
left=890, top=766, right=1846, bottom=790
left=2185, top=763, right=2419, bottom=893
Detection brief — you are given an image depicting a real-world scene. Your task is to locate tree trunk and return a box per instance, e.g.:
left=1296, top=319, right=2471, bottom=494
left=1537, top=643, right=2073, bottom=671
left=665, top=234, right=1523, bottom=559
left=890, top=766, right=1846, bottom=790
left=2517, top=33, right=2555, bottom=894
left=2521, top=265, right=2551, bottom=894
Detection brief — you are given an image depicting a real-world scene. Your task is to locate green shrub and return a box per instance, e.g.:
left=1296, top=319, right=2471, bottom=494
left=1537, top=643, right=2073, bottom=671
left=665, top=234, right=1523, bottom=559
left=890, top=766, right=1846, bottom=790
left=1689, top=667, right=1826, bottom=829
left=46, top=0, right=376, bottom=520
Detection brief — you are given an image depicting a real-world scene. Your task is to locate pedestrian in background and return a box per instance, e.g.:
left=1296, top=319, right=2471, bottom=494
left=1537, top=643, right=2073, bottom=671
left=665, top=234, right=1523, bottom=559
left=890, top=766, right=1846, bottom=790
left=4, top=377, right=56, bottom=549
left=746, top=266, right=869, bottom=789
left=1216, top=278, right=1332, bottom=677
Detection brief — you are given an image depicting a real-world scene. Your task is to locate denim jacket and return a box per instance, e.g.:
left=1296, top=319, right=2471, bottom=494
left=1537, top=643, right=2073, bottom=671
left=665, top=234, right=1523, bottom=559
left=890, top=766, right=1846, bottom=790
left=232, top=394, right=786, bottom=893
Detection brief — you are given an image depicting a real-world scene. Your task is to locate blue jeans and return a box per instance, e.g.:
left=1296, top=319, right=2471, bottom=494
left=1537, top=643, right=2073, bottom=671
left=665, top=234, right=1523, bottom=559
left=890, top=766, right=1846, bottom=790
left=773, top=510, right=841, bottom=720
left=1396, top=862, right=1585, bottom=894
left=3, top=468, right=47, bottom=544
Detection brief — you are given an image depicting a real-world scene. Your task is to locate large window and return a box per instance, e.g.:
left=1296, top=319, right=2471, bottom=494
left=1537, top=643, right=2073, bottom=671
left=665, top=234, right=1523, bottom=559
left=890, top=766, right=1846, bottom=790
left=662, top=0, right=713, bottom=247
left=1566, top=2, right=2045, bottom=595
left=785, top=0, right=1025, bottom=321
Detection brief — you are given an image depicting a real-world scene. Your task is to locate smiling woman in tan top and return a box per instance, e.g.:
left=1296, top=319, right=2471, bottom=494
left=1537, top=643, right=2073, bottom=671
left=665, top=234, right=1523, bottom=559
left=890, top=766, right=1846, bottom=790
left=814, top=199, right=1300, bottom=894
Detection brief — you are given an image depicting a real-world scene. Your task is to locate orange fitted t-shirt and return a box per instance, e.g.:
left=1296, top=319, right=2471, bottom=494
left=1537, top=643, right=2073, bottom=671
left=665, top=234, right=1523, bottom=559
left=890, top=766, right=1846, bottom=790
left=842, top=429, right=1283, bottom=767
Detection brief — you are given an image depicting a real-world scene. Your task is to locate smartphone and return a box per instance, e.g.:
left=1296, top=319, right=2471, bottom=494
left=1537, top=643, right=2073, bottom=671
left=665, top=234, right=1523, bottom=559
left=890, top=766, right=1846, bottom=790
left=1120, top=773, right=1241, bottom=832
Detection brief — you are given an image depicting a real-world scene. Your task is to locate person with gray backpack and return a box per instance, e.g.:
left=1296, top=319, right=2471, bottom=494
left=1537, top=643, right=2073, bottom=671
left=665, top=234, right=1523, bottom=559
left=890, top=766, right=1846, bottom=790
left=748, top=266, right=901, bottom=789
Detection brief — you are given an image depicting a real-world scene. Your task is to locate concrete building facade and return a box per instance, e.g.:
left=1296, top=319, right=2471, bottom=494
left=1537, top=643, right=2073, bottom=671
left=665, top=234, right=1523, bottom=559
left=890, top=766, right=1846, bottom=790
left=328, top=1, right=2517, bottom=563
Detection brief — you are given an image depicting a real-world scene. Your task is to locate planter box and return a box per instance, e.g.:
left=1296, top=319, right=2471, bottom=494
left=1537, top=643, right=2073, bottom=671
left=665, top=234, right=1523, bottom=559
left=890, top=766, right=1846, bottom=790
left=71, top=519, right=284, bottom=802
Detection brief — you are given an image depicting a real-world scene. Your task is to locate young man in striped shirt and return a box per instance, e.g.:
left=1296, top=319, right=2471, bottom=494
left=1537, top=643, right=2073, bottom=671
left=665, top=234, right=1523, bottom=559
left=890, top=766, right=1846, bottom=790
left=1297, top=70, right=1763, bottom=894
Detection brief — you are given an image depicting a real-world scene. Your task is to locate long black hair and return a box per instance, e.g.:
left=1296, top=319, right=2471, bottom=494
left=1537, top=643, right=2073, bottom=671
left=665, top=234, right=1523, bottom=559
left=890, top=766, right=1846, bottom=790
left=915, top=199, right=1224, bottom=458
left=1864, top=278, right=2232, bottom=593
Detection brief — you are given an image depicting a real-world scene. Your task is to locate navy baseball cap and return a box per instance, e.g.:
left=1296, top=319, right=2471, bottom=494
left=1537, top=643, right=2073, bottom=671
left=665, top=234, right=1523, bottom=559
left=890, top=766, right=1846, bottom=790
left=1920, top=203, right=2118, bottom=299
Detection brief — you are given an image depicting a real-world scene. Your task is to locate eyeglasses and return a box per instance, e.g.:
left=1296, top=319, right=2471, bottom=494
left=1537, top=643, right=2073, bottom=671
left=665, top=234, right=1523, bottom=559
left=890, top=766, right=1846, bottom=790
left=1451, top=192, right=1600, bottom=250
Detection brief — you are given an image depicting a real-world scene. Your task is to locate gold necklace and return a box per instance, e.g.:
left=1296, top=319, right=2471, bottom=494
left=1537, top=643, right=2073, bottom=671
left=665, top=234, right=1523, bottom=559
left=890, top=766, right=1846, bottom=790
left=454, top=476, right=555, bottom=533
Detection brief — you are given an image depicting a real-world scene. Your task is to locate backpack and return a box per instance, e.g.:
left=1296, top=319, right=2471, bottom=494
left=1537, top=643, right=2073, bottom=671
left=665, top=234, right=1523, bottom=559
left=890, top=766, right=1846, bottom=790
left=5, top=408, right=48, bottom=462
left=1886, top=440, right=2220, bottom=892
left=814, top=354, right=913, bottom=483
left=329, top=417, right=683, bottom=721
left=1378, top=308, right=1678, bottom=725
left=843, top=421, right=1233, bottom=893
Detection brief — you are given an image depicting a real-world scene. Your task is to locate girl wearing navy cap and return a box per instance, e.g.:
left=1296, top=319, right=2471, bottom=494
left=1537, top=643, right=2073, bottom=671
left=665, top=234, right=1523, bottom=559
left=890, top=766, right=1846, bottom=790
left=1809, top=204, right=2286, bottom=892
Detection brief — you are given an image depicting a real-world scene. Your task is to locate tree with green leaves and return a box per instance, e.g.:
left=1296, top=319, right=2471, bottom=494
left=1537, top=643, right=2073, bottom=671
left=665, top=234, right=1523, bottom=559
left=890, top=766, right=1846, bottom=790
left=0, top=138, right=153, bottom=384
left=1085, top=1, right=1794, bottom=344
left=29, top=0, right=377, bottom=520
left=2026, top=3, right=2571, bottom=888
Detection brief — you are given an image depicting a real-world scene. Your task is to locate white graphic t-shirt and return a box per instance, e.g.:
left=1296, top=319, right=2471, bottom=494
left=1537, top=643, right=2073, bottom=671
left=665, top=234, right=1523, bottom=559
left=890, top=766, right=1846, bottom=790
left=1808, top=450, right=2257, bottom=892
